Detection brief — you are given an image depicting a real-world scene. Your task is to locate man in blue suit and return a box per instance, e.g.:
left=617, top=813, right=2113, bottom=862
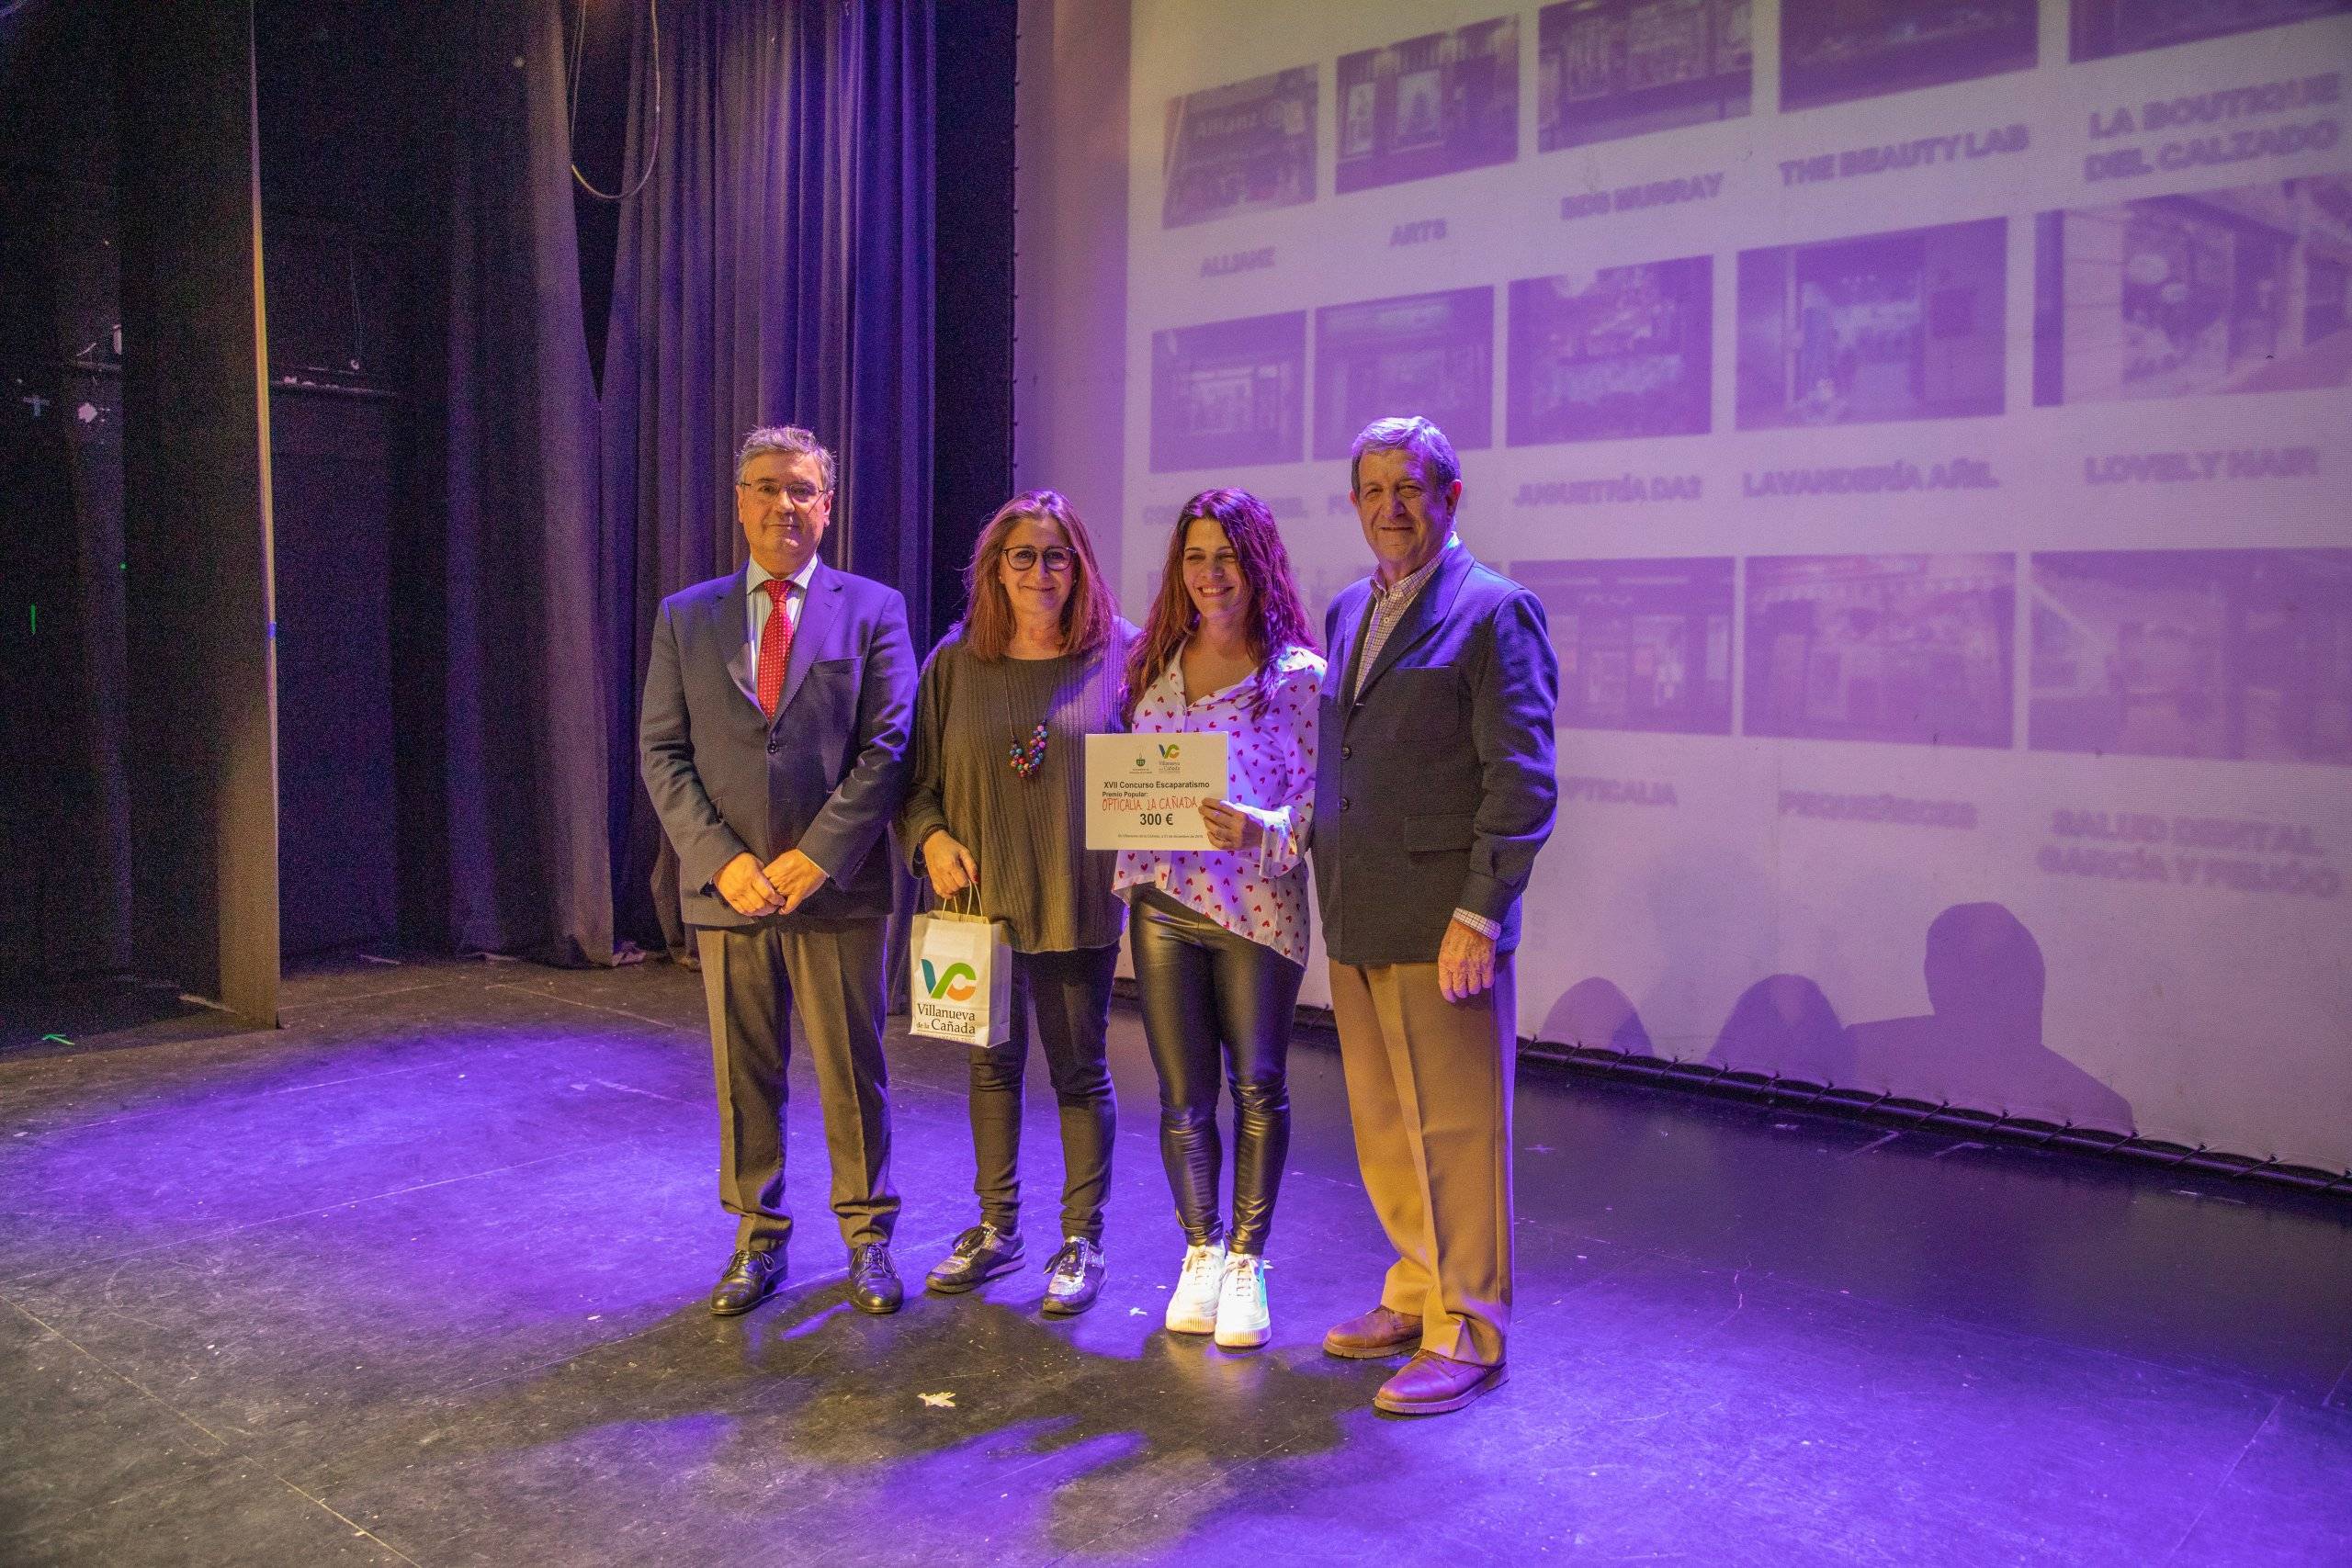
left=640, top=426, right=917, bottom=1317
left=1313, top=416, right=1558, bottom=1415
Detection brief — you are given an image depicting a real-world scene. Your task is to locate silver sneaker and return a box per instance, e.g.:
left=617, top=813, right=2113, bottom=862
left=925, top=1223, right=1023, bottom=1294
left=1041, top=1235, right=1105, bottom=1316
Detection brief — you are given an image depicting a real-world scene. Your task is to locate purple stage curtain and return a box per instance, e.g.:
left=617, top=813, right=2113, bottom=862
left=597, top=0, right=935, bottom=947
left=420, top=0, right=616, bottom=964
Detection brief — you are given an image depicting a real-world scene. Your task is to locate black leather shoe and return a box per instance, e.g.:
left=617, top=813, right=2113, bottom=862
left=708, top=1247, right=784, bottom=1316
left=848, top=1243, right=903, bottom=1315
left=926, top=1224, right=1023, bottom=1293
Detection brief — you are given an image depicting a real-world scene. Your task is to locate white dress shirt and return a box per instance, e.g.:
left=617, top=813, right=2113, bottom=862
left=746, top=555, right=819, bottom=652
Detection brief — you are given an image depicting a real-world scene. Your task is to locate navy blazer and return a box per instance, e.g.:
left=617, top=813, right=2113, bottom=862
left=1313, top=543, right=1559, bottom=965
left=639, top=560, right=916, bottom=928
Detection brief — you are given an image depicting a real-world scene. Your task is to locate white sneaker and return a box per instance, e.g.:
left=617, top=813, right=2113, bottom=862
left=1214, top=1252, right=1271, bottom=1348
left=1166, top=1241, right=1227, bottom=1334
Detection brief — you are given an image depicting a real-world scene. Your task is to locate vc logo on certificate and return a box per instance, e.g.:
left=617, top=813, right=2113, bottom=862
left=1083, top=733, right=1230, bottom=850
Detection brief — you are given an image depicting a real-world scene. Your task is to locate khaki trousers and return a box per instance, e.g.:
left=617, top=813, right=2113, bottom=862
left=1327, top=953, right=1515, bottom=1366
left=696, top=919, right=898, bottom=1251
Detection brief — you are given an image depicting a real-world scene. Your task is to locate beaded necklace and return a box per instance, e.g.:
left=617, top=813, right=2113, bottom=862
left=1007, top=721, right=1049, bottom=779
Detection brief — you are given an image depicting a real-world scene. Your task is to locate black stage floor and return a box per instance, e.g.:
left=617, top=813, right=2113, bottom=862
left=4, top=954, right=2349, bottom=1566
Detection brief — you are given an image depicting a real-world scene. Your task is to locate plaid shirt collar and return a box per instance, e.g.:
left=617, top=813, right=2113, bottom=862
left=1369, top=532, right=1457, bottom=610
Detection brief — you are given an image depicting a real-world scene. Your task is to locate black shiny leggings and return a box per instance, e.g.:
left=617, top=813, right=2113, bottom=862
left=968, top=943, right=1119, bottom=1245
left=1126, top=886, right=1303, bottom=1255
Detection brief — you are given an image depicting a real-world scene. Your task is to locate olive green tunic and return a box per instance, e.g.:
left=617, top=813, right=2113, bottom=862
left=899, top=623, right=1136, bottom=953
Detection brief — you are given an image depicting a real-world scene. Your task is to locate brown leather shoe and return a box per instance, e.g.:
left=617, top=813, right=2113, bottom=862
left=1321, top=1303, right=1423, bottom=1359
left=1373, top=1349, right=1507, bottom=1416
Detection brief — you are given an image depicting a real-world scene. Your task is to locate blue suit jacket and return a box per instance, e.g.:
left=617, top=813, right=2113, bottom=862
left=639, top=560, right=916, bottom=928
left=1313, top=543, right=1559, bottom=964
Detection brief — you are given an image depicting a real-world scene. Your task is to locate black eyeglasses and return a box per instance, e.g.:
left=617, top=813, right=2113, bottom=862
left=1003, top=546, right=1076, bottom=573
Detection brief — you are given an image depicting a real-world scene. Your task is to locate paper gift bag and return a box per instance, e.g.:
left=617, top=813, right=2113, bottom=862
left=909, top=894, right=1013, bottom=1046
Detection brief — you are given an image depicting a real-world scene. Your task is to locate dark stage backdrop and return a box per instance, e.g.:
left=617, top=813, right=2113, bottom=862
left=3, top=1, right=413, bottom=975
left=0, top=6, right=129, bottom=980
left=597, top=0, right=935, bottom=948
left=3, top=0, right=946, bottom=978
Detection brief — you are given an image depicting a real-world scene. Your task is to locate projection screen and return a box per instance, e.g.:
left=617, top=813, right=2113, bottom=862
left=1012, top=0, right=2352, bottom=1171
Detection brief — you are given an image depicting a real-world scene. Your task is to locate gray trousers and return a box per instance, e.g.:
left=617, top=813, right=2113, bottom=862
left=695, top=918, right=898, bottom=1251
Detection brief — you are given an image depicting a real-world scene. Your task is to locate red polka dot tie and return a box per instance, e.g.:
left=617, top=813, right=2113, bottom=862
left=757, top=578, right=793, bottom=718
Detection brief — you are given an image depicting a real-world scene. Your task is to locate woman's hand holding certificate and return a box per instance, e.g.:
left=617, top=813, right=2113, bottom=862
left=1197, top=797, right=1264, bottom=853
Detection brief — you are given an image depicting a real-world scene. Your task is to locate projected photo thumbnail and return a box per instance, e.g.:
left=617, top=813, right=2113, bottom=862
left=1536, top=0, right=1753, bottom=152
left=2032, top=177, right=2352, bottom=406
left=1336, top=17, right=1519, bottom=194
left=1736, top=220, right=2005, bottom=430
left=1509, top=257, right=1713, bottom=446
left=1314, top=287, right=1494, bottom=460
left=2072, top=0, right=2351, bottom=61
left=2030, top=550, right=2352, bottom=764
left=1162, top=67, right=1317, bottom=230
left=1150, top=311, right=1306, bottom=473
left=1780, top=0, right=2037, bottom=112
left=1747, top=554, right=2016, bottom=748
left=1518, top=557, right=1735, bottom=734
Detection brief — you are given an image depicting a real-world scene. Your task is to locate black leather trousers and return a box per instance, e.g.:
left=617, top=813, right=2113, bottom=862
left=1126, top=886, right=1304, bottom=1255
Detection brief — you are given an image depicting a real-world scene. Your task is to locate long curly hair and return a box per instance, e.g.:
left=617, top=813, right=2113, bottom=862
left=957, top=490, right=1116, bottom=661
left=1122, top=488, right=1317, bottom=725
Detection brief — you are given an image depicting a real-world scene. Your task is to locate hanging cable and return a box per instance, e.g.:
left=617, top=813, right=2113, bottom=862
left=569, top=0, right=659, bottom=202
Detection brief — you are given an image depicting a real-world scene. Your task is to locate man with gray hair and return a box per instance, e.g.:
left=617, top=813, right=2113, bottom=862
left=1313, top=415, right=1558, bottom=1414
left=640, top=425, right=917, bottom=1317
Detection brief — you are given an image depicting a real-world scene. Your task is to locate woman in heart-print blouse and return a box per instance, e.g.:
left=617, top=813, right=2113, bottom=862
left=1114, top=487, right=1324, bottom=1351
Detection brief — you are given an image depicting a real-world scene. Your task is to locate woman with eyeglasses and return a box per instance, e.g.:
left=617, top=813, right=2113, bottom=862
left=899, top=491, right=1136, bottom=1315
left=1115, top=489, right=1322, bottom=1348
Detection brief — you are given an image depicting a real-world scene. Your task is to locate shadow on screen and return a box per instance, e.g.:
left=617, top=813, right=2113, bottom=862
left=1704, top=973, right=1852, bottom=1083
left=1537, top=976, right=1656, bottom=1058
left=1543, top=907, right=2133, bottom=1134
left=1845, top=902, right=2135, bottom=1133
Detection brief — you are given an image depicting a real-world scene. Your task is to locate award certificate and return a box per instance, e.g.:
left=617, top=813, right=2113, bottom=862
left=1083, top=733, right=1230, bottom=851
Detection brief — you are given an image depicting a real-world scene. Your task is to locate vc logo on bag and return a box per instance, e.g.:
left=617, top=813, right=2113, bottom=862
left=921, top=960, right=978, bottom=1002
left=1158, top=743, right=1181, bottom=760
